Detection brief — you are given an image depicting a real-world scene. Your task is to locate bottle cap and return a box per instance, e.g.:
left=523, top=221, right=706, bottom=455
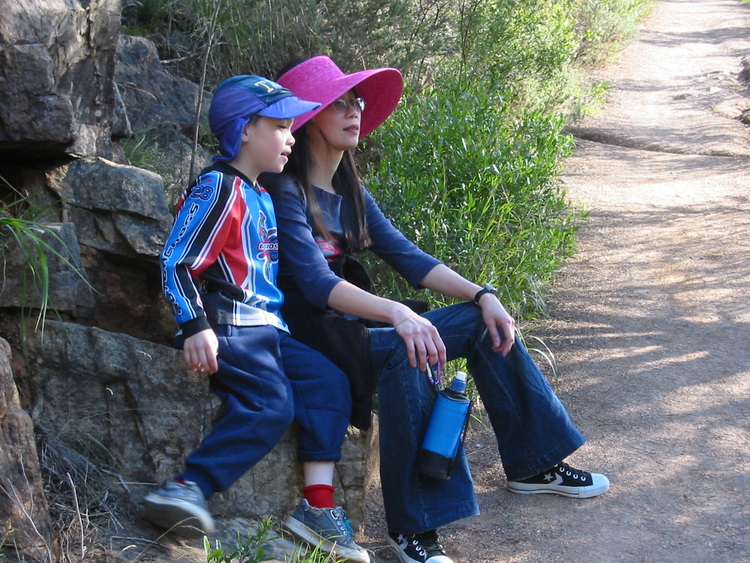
left=451, top=371, right=468, bottom=392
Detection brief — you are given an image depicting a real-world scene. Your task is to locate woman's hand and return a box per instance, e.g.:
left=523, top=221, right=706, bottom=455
left=328, top=281, right=447, bottom=371
left=478, top=294, right=516, bottom=356
left=393, top=311, right=447, bottom=371
left=183, top=328, right=220, bottom=374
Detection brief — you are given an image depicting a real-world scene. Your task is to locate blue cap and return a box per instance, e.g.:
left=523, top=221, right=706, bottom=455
left=208, top=75, right=320, bottom=162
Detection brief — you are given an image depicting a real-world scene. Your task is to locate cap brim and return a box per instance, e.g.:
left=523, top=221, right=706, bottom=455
left=257, top=97, right=321, bottom=120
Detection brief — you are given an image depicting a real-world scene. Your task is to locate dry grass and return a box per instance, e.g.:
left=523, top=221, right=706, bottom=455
left=31, top=433, right=142, bottom=562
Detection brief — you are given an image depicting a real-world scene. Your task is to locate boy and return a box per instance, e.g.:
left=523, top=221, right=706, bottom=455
left=144, top=75, right=369, bottom=563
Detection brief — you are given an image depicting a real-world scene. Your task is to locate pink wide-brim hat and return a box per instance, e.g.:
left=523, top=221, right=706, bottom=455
left=276, top=55, right=404, bottom=138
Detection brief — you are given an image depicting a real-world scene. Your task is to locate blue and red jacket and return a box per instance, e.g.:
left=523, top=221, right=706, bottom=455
left=160, top=162, right=287, bottom=338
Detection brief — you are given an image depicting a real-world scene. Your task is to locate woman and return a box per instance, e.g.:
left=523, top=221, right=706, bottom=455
left=262, top=56, right=609, bottom=563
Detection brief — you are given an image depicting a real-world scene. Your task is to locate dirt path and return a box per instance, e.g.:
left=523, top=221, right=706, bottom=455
left=365, top=1, right=750, bottom=561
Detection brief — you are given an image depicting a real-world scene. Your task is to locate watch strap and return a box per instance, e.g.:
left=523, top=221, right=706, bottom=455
left=473, top=284, right=496, bottom=304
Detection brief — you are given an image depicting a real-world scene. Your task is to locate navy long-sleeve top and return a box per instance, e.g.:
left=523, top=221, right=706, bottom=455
left=267, top=173, right=442, bottom=311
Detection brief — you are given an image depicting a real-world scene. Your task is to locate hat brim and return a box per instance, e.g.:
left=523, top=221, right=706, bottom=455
left=257, top=97, right=321, bottom=120
left=278, top=59, right=404, bottom=138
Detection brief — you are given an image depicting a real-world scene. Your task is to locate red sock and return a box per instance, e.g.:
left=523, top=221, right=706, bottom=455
left=303, top=484, right=335, bottom=508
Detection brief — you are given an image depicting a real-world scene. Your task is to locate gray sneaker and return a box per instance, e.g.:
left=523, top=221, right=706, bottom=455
left=144, top=480, right=215, bottom=539
left=284, top=499, right=370, bottom=563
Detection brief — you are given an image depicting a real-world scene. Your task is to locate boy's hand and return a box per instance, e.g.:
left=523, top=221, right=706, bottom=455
left=184, top=329, right=219, bottom=374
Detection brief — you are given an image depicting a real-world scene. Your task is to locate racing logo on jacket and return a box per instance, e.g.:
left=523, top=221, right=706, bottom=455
left=256, top=210, right=278, bottom=283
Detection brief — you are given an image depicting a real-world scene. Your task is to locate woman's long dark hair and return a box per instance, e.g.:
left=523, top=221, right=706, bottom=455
left=284, top=125, right=371, bottom=251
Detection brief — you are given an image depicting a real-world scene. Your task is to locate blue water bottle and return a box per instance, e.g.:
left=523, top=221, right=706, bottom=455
left=417, top=371, right=472, bottom=480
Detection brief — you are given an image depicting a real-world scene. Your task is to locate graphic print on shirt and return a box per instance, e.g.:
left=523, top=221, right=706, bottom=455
left=316, top=236, right=344, bottom=263
left=256, top=210, right=279, bottom=284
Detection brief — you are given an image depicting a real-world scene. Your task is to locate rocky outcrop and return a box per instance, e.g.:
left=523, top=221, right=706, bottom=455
left=21, top=320, right=371, bottom=528
left=45, top=157, right=173, bottom=258
left=0, top=223, right=94, bottom=316
left=24, top=322, right=218, bottom=485
left=115, top=34, right=206, bottom=136
left=0, top=0, right=124, bottom=161
left=0, top=338, right=59, bottom=563
left=115, top=33, right=214, bottom=198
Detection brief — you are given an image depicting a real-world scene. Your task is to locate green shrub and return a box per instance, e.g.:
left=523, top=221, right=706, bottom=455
left=364, top=75, right=584, bottom=320
left=120, top=0, right=650, bottom=119
left=203, top=518, right=275, bottom=563
left=122, top=0, right=453, bottom=89
left=573, top=0, right=652, bottom=67
left=450, top=0, right=650, bottom=114
left=451, top=0, right=579, bottom=110
left=202, top=517, right=345, bottom=562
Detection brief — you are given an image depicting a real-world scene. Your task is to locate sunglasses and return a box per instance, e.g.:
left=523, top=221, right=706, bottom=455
left=330, top=97, right=366, bottom=114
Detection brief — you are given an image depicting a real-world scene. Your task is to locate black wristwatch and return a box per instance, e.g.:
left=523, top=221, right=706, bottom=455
left=473, top=283, right=497, bottom=304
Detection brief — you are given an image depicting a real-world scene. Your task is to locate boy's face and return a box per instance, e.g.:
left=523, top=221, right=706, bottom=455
left=244, top=116, right=296, bottom=176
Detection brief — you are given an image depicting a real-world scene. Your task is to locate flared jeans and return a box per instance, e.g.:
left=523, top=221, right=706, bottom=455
left=370, top=302, right=585, bottom=534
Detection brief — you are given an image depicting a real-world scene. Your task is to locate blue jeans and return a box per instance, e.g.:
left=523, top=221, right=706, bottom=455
left=179, top=325, right=352, bottom=498
left=370, top=302, right=585, bottom=534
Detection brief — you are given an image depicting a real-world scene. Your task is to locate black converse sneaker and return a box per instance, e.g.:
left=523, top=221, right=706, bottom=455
left=386, top=530, right=453, bottom=563
left=507, top=461, right=610, bottom=498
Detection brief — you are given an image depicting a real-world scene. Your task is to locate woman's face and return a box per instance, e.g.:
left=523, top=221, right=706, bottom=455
left=309, top=90, right=363, bottom=152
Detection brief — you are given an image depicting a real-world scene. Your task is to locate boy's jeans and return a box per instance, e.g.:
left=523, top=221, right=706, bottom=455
left=370, top=302, right=585, bottom=535
left=180, top=325, right=352, bottom=498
